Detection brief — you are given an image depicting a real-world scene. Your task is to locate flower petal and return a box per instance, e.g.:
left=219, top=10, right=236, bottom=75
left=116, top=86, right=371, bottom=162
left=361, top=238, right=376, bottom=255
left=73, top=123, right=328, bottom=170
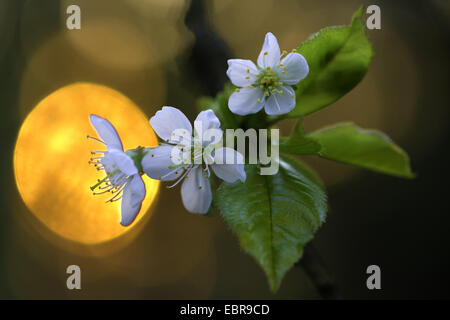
left=278, top=52, right=309, bottom=85
left=194, top=109, right=223, bottom=147
left=108, top=149, right=138, bottom=176
left=142, top=145, right=186, bottom=181
left=257, top=32, right=281, bottom=69
left=89, top=114, right=123, bottom=151
left=226, top=59, right=259, bottom=87
left=211, top=147, right=246, bottom=183
left=120, top=174, right=146, bottom=226
left=264, top=86, right=296, bottom=115
left=194, top=109, right=220, bottom=133
left=150, top=106, right=192, bottom=143
left=181, top=166, right=212, bottom=214
left=228, top=87, right=265, bottom=116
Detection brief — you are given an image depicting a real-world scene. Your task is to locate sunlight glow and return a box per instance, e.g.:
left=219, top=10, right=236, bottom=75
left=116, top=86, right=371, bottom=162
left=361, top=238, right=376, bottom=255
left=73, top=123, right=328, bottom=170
left=14, top=83, right=160, bottom=244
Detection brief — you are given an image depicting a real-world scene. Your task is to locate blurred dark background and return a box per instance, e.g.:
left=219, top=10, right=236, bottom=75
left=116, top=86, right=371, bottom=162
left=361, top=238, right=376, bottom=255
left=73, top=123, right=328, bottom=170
left=0, top=0, right=449, bottom=299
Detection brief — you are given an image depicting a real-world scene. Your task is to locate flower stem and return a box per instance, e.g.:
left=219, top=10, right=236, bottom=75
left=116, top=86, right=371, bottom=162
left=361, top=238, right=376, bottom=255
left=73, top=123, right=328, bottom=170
left=297, top=244, right=340, bottom=300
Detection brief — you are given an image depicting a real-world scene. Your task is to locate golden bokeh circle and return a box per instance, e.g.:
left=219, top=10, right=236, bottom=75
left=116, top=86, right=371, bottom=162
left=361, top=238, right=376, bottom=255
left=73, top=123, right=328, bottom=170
left=14, top=82, right=160, bottom=244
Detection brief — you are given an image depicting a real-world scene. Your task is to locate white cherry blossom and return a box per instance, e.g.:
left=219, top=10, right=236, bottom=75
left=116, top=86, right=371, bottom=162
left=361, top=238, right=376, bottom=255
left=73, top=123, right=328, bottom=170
left=88, top=115, right=146, bottom=226
left=142, top=107, right=246, bottom=214
left=227, top=32, right=309, bottom=116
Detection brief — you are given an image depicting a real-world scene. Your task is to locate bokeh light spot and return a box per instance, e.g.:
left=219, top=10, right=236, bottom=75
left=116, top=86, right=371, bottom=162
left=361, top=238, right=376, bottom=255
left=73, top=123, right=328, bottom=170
left=14, top=82, right=160, bottom=244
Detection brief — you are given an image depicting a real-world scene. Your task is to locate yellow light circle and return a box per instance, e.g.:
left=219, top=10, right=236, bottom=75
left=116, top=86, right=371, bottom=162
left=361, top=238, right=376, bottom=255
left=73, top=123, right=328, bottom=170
left=14, top=83, right=160, bottom=244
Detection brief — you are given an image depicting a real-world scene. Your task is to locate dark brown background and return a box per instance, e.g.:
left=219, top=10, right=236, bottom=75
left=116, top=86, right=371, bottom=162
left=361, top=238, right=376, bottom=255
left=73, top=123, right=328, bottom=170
left=0, top=0, right=449, bottom=299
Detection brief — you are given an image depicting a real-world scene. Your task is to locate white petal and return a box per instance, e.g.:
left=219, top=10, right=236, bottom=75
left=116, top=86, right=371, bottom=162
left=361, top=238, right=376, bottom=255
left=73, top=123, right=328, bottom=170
left=120, top=175, right=146, bottom=226
left=264, top=86, right=296, bottom=115
left=211, top=147, right=246, bottom=183
left=194, top=110, right=223, bottom=148
left=142, top=145, right=186, bottom=181
left=257, top=32, right=281, bottom=69
left=150, top=106, right=192, bottom=143
left=181, top=166, right=212, bottom=214
left=226, top=59, right=259, bottom=87
left=228, top=87, right=265, bottom=116
left=89, top=114, right=123, bottom=151
left=194, top=109, right=220, bottom=132
left=108, top=149, right=138, bottom=176
left=279, top=52, right=309, bottom=85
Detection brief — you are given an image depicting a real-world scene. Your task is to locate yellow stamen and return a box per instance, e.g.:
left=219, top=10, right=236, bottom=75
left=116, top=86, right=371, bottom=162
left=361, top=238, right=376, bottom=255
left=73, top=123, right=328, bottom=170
left=235, top=88, right=240, bottom=92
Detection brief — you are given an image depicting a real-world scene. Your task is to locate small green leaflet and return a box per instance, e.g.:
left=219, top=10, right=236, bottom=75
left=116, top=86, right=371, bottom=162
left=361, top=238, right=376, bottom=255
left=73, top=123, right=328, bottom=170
left=309, top=122, right=414, bottom=178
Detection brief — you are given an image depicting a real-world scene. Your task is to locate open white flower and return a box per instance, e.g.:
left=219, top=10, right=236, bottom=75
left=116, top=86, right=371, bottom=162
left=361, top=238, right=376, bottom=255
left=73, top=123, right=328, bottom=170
left=226, top=32, right=309, bottom=116
left=142, top=107, right=246, bottom=214
left=88, top=115, right=146, bottom=226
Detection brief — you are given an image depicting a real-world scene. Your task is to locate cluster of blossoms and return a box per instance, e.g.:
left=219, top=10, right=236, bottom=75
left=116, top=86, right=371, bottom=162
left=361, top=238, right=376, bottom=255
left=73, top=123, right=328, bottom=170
left=88, top=32, right=308, bottom=226
left=89, top=108, right=245, bottom=225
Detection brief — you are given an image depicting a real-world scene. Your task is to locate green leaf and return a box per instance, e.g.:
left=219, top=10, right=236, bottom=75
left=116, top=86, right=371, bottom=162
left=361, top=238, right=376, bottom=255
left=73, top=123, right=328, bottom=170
left=291, top=7, right=372, bottom=116
left=216, top=156, right=327, bottom=292
left=309, top=122, right=414, bottom=178
left=197, top=84, right=240, bottom=130
left=279, top=119, right=322, bottom=155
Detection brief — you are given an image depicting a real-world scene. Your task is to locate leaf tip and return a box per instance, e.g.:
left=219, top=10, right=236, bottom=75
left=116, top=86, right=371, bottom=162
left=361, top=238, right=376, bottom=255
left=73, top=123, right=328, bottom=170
left=352, top=6, right=364, bottom=22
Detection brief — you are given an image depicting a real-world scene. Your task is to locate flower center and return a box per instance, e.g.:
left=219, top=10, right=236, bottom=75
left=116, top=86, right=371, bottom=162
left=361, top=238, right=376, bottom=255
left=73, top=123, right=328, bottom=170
left=254, top=67, right=285, bottom=98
